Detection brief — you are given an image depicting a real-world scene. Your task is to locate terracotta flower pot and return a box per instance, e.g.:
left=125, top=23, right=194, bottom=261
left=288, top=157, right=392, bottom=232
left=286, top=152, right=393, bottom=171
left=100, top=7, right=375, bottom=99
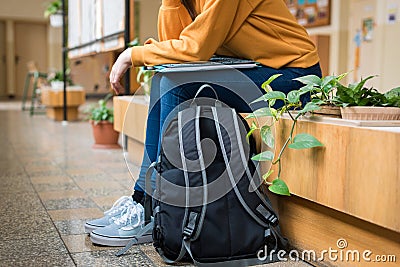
left=90, top=120, right=121, bottom=149
left=340, top=106, right=400, bottom=120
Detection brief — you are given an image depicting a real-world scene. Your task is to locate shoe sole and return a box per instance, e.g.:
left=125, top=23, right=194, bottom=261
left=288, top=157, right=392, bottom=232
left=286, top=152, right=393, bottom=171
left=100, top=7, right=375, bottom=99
left=90, top=232, right=153, bottom=247
left=84, top=223, right=103, bottom=234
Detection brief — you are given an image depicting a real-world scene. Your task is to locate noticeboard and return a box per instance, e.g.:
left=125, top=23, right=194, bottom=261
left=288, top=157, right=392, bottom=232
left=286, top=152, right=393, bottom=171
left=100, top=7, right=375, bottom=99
left=285, top=0, right=331, bottom=28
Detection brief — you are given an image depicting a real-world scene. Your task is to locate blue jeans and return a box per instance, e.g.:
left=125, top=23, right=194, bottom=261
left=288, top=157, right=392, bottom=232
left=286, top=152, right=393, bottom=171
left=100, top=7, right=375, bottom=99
left=134, top=63, right=322, bottom=192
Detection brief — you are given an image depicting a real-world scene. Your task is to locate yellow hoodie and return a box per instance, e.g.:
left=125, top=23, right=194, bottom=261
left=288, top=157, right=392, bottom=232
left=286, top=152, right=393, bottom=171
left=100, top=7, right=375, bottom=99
left=131, top=0, right=319, bottom=69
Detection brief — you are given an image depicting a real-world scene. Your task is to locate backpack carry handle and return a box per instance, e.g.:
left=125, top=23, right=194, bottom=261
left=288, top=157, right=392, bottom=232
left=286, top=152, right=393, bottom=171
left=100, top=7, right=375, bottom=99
left=190, top=84, right=222, bottom=107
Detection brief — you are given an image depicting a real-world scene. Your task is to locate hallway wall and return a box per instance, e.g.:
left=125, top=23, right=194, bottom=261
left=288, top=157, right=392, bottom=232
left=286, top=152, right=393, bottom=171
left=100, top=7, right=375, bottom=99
left=0, top=0, right=62, bottom=97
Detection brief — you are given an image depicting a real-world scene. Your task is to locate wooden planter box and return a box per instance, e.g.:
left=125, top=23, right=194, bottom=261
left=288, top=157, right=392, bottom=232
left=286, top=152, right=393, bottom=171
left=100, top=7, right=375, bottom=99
left=341, top=106, right=400, bottom=120
left=41, top=86, right=85, bottom=121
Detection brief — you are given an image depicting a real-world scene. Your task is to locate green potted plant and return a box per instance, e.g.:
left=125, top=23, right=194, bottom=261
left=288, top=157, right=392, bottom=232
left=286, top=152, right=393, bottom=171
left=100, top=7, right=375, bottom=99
left=47, top=69, right=73, bottom=90
left=44, top=0, right=63, bottom=27
left=293, top=72, right=349, bottom=118
left=332, top=76, right=400, bottom=120
left=247, top=74, right=324, bottom=196
left=87, top=93, right=120, bottom=149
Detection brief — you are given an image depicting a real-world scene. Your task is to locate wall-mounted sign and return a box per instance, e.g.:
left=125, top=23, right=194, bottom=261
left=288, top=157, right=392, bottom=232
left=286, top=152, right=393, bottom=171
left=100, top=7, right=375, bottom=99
left=285, top=0, right=331, bottom=28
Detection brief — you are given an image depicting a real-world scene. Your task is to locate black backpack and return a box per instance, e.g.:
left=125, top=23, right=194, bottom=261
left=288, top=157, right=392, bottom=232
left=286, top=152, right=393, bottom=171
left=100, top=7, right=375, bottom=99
left=146, top=85, right=288, bottom=266
left=116, top=85, right=288, bottom=265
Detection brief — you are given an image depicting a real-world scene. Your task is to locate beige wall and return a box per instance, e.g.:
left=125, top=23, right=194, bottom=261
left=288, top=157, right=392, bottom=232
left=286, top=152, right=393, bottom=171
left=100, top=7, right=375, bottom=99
left=347, top=0, right=400, bottom=92
left=0, top=0, right=62, bottom=96
left=137, top=0, right=159, bottom=42
left=307, top=0, right=400, bottom=92
left=0, top=0, right=47, bottom=21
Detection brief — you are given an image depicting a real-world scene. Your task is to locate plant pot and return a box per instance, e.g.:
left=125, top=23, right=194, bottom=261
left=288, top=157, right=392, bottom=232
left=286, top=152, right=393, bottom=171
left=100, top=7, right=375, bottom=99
left=340, top=106, right=400, bottom=120
left=51, top=81, right=64, bottom=90
left=91, top=121, right=121, bottom=149
left=49, top=12, right=63, bottom=28
left=312, top=105, right=342, bottom=118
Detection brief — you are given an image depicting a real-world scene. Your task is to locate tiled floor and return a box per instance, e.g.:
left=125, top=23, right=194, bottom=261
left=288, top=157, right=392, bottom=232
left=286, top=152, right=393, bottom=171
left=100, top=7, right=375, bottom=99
left=0, top=100, right=312, bottom=267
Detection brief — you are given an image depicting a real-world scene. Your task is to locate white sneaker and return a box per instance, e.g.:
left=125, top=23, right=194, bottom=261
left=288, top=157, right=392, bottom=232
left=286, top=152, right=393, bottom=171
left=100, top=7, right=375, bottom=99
left=84, top=196, right=134, bottom=234
left=90, top=203, right=153, bottom=246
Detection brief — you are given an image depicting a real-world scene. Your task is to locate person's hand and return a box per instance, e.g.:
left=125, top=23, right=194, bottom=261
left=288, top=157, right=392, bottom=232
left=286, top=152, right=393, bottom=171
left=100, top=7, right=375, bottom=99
left=109, top=48, right=133, bottom=94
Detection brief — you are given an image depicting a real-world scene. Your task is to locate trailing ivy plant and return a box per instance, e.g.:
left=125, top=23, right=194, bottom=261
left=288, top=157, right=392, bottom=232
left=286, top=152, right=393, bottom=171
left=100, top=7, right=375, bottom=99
left=247, top=74, right=324, bottom=196
left=293, top=72, right=348, bottom=105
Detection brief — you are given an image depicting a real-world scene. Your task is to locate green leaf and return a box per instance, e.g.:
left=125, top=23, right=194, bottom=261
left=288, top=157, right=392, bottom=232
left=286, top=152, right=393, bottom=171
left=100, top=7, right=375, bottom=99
left=251, top=151, right=274, bottom=162
left=311, top=99, right=326, bottom=105
left=288, top=133, right=323, bottom=149
left=246, top=121, right=258, bottom=143
left=353, top=75, right=376, bottom=93
left=265, top=91, right=286, bottom=101
left=294, top=75, right=321, bottom=86
left=260, top=125, right=274, bottom=149
left=268, top=179, right=290, bottom=196
left=299, top=102, right=321, bottom=114
left=250, top=92, right=285, bottom=105
left=262, top=169, right=274, bottom=181
left=261, top=74, right=282, bottom=92
left=287, top=90, right=300, bottom=104
left=246, top=107, right=275, bottom=118
left=299, top=84, right=314, bottom=95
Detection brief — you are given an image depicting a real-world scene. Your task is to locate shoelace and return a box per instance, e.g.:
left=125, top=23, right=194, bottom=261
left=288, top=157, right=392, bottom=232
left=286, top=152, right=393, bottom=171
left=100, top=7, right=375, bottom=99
left=104, top=196, right=131, bottom=216
left=114, top=204, right=143, bottom=228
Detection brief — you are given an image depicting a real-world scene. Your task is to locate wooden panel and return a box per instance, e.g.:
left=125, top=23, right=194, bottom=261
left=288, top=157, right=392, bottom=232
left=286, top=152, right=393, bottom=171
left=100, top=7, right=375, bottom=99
left=0, top=21, right=6, bottom=96
left=45, top=107, right=80, bottom=121
left=41, top=87, right=86, bottom=107
left=271, top=194, right=399, bottom=267
left=15, top=22, right=47, bottom=97
left=127, top=138, right=145, bottom=166
left=69, top=52, right=115, bottom=95
left=113, top=95, right=148, bottom=143
left=265, top=118, right=400, bottom=232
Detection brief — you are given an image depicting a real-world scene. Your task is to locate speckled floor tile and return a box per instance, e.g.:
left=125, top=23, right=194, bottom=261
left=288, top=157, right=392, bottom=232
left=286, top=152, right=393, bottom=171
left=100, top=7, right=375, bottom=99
left=81, top=186, right=132, bottom=198
left=0, top=235, right=68, bottom=262
left=62, top=234, right=114, bottom=253
left=112, top=171, right=138, bottom=181
left=1, top=212, right=58, bottom=241
left=0, top=253, right=75, bottom=267
left=0, top=169, right=28, bottom=179
left=75, top=180, right=125, bottom=191
left=0, top=177, right=34, bottom=193
left=33, top=181, right=80, bottom=192
left=97, top=161, right=129, bottom=171
left=0, top=192, right=46, bottom=213
left=30, top=174, right=73, bottom=184
left=38, top=189, right=87, bottom=201
left=140, top=243, right=177, bottom=267
left=54, top=219, right=93, bottom=235
left=67, top=168, right=108, bottom=178
left=48, top=207, right=103, bottom=221
left=91, top=195, right=132, bottom=211
left=28, top=169, right=67, bottom=178
left=71, top=248, right=154, bottom=267
left=43, top=197, right=98, bottom=210
left=24, top=164, right=64, bottom=173
left=68, top=172, right=111, bottom=182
